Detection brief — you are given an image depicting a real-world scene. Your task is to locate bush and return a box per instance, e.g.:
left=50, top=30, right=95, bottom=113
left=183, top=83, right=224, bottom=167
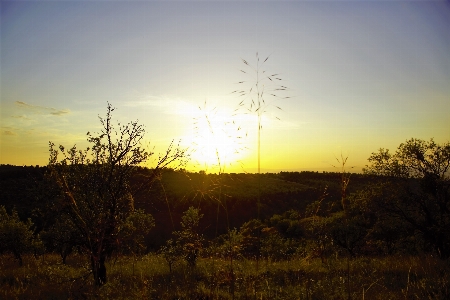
left=0, top=206, right=40, bottom=265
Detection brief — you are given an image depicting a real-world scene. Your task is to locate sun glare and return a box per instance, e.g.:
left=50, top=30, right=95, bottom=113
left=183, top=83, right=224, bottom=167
left=186, top=105, right=249, bottom=172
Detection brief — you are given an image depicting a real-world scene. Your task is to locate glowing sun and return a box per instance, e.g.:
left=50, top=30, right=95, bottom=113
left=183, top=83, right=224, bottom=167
left=187, top=106, right=249, bottom=172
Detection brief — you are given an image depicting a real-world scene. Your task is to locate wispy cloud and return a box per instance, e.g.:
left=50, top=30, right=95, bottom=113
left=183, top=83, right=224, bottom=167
left=50, top=110, right=69, bottom=116
left=11, top=115, right=31, bottom=120
left=0, top=126, right=17, bottom=136
left=2, top=130, right=16, bottom=136
left=15, top=101, right=70, bottom=116
left=124, top=94, right=200, bottom=117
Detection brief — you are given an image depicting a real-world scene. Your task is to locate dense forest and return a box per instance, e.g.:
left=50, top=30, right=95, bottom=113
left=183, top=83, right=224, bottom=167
left=1, top=161, right=448, bottom=260
left=0, top=164, right=380, bottom=251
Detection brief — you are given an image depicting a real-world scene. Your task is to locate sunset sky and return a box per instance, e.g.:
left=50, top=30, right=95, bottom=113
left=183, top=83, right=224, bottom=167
left=1, top=0, right=449, bottom=173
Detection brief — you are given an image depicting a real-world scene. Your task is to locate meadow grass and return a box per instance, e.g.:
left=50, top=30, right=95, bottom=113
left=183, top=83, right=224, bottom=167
left=1, top=253, right=448, bottom=299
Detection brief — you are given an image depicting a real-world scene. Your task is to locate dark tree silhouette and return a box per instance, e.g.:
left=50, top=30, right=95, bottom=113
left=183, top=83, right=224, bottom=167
left=48, top=103, right=188, bottom=285
left=364, top=138, right=450, bottom=258
left=0, top=206, right=40, bottom=266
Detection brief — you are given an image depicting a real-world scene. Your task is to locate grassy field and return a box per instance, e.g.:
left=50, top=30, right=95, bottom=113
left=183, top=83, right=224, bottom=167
left=1, top=253, right=449, bottom=299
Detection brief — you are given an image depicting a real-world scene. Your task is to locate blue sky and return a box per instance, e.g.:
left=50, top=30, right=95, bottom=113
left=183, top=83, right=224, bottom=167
left=1, top=0, right=449, bottom=173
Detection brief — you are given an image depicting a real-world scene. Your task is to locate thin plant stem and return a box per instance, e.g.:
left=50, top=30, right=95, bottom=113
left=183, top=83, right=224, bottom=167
left=234, top=53, right=290, bottom=272
left=234, top=52, right=289, bottom=219
left=332, top=154, right=354, bottom=300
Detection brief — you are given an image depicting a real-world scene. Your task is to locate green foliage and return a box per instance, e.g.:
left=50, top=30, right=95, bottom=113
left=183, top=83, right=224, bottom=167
left=175, top=207, right=204, bottom=267
left=159, top=238, right=181, bottom=273
left=364, top=138, right=450, bottom=258
left=211, top=228, right=243, bottom=260
left=328, top=211, right=368, bottom=257
left=0, top=206, right=40, bottom=266
left=364, top=137, right=450, bottom=178
left=40, top=214, right=81, bottom=264
left=269, top=210, right=304, bottom=239
left=260, top=230, right=298, bottom=261
left=238, top=219, right=264, bottom=259
left=210, top=219, right=300, bottom=262
left=301, top=215, right=336, bottom=262
left=180, top=206, right=203, bottom=231
left=162, top=207, right=204, bottom=269
left=118, top=209, right=155, bottom=255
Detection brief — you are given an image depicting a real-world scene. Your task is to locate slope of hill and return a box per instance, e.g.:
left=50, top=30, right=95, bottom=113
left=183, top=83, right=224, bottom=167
left=0, top=165, right=375, bottom=248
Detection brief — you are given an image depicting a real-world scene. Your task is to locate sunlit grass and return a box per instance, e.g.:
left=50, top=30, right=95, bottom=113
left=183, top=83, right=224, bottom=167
left=1, top=253, right=448, bottom=299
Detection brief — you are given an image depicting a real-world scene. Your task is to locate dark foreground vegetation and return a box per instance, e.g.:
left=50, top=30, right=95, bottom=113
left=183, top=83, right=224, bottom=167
left=1, top=253, right=449, bottom=299
left=1, top=104, right=449, bottom=299
left=1, top=153, right=450, bottom=299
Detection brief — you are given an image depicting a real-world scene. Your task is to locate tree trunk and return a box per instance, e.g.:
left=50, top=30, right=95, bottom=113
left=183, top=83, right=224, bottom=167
left=91, top=254, right=107, bottom=286
left=14, top=251, right=23, bottom=266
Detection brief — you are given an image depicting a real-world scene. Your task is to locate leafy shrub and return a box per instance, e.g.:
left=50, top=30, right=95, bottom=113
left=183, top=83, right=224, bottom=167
left=161, top=207, right=204, bottom=269
left=0, top=206, right=41, bottom=265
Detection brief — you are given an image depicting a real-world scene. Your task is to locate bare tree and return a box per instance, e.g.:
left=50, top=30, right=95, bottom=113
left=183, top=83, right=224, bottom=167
left=48, top=103, right=188, bottom=285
